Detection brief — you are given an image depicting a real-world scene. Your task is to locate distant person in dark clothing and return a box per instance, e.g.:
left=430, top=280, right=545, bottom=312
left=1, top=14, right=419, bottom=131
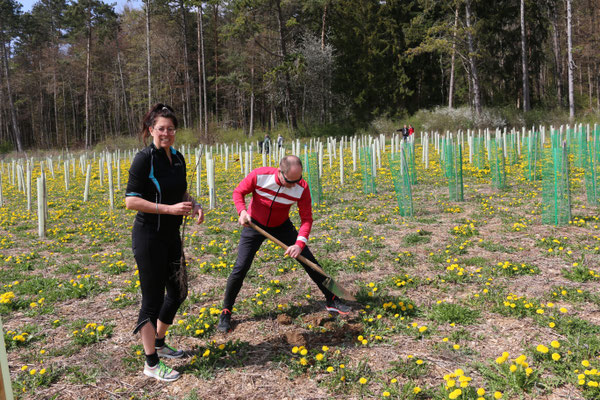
left=263, top=134, right=271, bottom=154
left=401, top=124, right=409, bottom=140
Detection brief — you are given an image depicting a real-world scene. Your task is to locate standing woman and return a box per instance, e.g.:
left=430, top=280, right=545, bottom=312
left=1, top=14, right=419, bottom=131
left=125, top=104, right=204, bottom=382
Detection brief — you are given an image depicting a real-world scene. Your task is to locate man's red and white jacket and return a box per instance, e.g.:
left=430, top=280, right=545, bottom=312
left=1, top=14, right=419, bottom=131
left=233, top=167, right=312, bottom=250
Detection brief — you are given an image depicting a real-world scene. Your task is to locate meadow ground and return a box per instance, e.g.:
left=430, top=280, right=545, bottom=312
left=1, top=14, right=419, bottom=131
left=0, top=140, right=599, bottom=400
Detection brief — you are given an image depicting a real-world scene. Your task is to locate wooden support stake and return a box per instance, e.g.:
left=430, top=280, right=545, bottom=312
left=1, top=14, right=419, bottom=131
left=339, top=140, right=344, bottom=186
left=107, top=153, right=114, bottom=211
left=0, top=317, right=14, bottom=400
left=37, top=176, right=46, bottom=238
left=83, top=163, right=91, bottom=202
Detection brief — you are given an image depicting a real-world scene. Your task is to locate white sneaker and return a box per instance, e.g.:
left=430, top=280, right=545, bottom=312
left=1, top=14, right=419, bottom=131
left=143, top=361, right=180, bottom=382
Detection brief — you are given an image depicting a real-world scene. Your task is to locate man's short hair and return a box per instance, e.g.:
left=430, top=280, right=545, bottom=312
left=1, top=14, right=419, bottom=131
left=280, top=155, right=303, bottom=174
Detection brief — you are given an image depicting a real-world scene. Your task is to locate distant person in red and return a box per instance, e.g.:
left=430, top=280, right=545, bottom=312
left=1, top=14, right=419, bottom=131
left=408, top=125, right=414, bottom=136
left=217, top=155, right=351, bottom=332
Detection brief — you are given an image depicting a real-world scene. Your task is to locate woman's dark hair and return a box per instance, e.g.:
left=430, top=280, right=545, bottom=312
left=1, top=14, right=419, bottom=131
left=140, top=103, right=178, bottom=145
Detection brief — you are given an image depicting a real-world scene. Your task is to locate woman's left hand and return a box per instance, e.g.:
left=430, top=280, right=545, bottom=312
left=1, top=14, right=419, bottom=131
left=193, top=205, right=204, bottom=224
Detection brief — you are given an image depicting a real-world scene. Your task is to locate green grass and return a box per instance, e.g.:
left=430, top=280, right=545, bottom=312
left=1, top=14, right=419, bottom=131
left=427, top=302, right=481, bottom=325
left=388, top=357, right=429, bottom=379
left=562, top=265, right=599, bottom=282
left=403, top=230, right=432, bottom=245
left=478, top=240, right=517, bottom=253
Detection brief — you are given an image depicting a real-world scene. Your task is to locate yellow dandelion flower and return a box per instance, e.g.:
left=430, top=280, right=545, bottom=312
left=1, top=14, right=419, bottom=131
left=536, top=345, right=549, bottom=354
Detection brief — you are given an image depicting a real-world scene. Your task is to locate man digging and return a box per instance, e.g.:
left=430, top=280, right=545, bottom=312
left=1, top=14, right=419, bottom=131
left=217, top=155, right=351, bottom=332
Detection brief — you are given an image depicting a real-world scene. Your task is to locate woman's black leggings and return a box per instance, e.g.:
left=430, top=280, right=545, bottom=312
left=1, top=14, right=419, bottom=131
left=223, top=218, right=334, bottom=311
left=132, top=221, right=187, bottom=334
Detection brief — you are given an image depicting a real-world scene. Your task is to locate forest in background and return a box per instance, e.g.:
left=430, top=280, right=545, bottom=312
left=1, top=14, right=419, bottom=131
left=0, top=0, right=599, bottom=151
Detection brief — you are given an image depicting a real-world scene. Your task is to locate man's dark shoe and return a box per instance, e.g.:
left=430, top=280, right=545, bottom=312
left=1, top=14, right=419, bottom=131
left=325, top=296, right=351, bottom=315
left=217, top=309, right=232, bottom=332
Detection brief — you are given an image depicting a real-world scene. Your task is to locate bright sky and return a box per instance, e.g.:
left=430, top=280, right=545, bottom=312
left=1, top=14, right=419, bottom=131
left=18, top=0, right=142, bottom=13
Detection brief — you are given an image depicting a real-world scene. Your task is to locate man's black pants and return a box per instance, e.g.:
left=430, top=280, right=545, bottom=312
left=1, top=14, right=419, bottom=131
left=223, top=218, right=333, bottom=311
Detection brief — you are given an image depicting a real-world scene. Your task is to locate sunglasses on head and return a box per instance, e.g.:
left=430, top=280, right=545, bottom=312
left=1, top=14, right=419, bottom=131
left=281, top=171, right=302, bottom=184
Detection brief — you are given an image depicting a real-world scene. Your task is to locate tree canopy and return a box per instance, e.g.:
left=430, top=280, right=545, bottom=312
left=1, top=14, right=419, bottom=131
left=0, top=0, right=598, bottom=150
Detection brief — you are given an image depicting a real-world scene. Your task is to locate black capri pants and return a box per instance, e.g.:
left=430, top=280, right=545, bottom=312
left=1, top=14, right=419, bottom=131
left=223, top=218, right=334, bottom=311
left=132, top=221, right=187, bottom=334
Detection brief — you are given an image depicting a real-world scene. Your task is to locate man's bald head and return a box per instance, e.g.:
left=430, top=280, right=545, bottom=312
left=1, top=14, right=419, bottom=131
left=280, top=155, right=303, bottom=175
left=278, top=155, right=303, bottom=187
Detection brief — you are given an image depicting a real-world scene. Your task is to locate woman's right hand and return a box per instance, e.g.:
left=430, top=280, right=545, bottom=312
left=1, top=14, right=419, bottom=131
left=169, top=201, right=194, bottom=215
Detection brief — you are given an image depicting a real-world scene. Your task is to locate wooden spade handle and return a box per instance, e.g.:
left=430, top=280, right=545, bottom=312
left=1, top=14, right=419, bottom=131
left=247, top=221, right=328, bottom=277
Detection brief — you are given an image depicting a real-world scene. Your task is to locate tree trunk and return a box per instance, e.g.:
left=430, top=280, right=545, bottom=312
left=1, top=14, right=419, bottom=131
left=550, top=3, right=563, bottom=108
left=566, top=0, right=575, bottom=119
left=213, top=3, right=219, bottom=123
left=238, top=87, right=245, bottom=131
left=145, top=0, right=152, bottom=108
left=196, top=5, right=203, bottom=136
left=116, top=35, right=133, bottom=135
left=69, top=79, right=78, bottom=143
left=113, top=79, right=120, bottom=135
left=62, top=78, right=68, bottom=147
left=579, top=61, right=583, bottom=98
left=588, top=62, right=593, bottom=110
left=249, top=62, right=254, bottom=137
left=275, top=0, right=297, bottom=129
left=84, top=0, right=92, bottom=149
left=1, top=41, right=22, bottom=152
left=321, top=1, right=328, bottom=50
left=321, top=1, right=329, bottom=122
left=180, top=0, right=191, bottom=128
left=465, top=0, right=481, bottom=116
left=520, top=0, right=530, bottom=111
left=0, top=63, right=4, bottom=143
left=197, top=4, right=208, bottom=139
left=39, top=60, right=46, bottom=148
left=53, top=68, right=59, bottom=146
left=449, top=6, right=458, bottom=109
left=596, top=64, right=600, bottom=110
left=49, top=7, right=61, bottom=147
